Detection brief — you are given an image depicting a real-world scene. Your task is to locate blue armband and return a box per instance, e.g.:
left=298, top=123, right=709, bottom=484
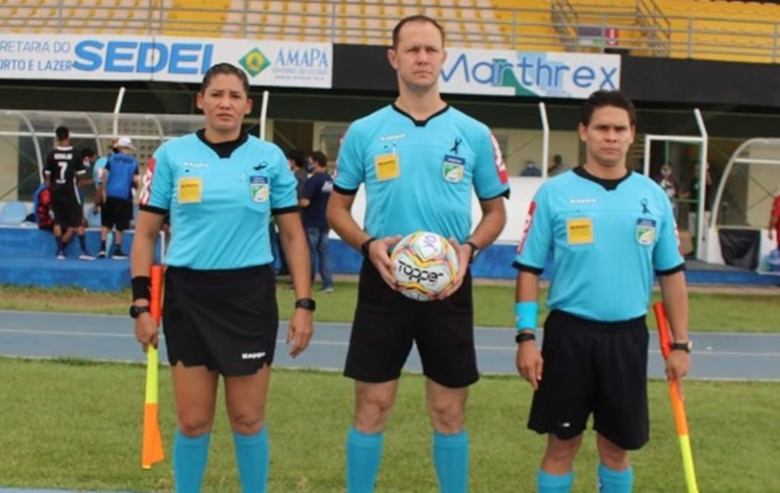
left=515, top=301, right=539, bottom=332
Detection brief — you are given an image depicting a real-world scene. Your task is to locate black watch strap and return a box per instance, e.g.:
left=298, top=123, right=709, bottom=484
left=361, top=237, right=377, bottom=257
left=465, top=241, right=480, bottom=263
left=129, top=305, right=151, bottom=319
left=515, top=331, right=536, bottom=344
left=295, top=298, right=316, bottom=312
left=670, top=341, right=692, bottom=353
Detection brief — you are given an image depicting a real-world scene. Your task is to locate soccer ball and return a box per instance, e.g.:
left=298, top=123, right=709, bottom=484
left=390, top=231, right=460, bottom=301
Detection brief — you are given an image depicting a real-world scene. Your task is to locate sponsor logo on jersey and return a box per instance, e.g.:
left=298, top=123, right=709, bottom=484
left=379, top=133, right=405, bottom=142
left=139, top=157, right=156, bottom=205
left=489, top=134, right=508, bottom=184
left=183, top=161, right=209, bottom=169
left=516, top=201, right=537, bottom=254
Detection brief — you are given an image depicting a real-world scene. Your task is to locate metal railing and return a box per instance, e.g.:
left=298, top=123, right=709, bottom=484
left=2, top=0, right=780, bottom=63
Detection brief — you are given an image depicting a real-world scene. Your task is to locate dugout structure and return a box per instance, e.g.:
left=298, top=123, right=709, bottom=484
left=702, top=138, right=780, bottom=271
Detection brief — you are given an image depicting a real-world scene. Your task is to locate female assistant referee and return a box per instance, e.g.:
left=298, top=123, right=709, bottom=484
left=130, top=62, right=315, bottom=493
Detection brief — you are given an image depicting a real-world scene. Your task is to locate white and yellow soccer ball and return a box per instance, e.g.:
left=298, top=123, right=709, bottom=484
left=390, top=231, right=460, bottom=302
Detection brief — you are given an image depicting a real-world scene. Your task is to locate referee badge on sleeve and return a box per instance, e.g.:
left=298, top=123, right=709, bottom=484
left=636, top=218, right=656, bottom=245
left=249, top=176, right=270, bottom=203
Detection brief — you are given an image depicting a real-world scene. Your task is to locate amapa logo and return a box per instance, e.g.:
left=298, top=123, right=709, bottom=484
left=240, top=47, right=271, bottom=77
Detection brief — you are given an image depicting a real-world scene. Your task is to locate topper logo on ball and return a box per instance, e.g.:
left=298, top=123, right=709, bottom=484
left=396, top=259, right=440, bottom=284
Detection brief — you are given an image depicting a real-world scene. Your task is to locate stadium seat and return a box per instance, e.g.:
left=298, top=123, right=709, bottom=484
left=0, top=201, right=28, bottom=226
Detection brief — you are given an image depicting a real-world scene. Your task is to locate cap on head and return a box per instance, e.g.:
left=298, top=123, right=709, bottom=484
left=117, top=136, right=135, bottom=150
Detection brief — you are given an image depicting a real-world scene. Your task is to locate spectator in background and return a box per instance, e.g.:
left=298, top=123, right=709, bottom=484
left=95, top=136, right=139, bottom=259
left=80, top=147, right=100, bottom=219
left=769, top=188, right=780, bottom=250
left=32, top=181, right=54, bottom=232
left=43, top=125, right=94, bottom=260
left=93, top=138, right=119, bottom=187
left=288, top=148, right=309, bottom=198
left=655, top=163, right=681, bottom=202
left=547, top=153, right=570, bottom=176
left=520, top=159, right=543, bottom=177
left=275, top=148, right=310, bottom=278
left=300, top=151, right=334, bottom=293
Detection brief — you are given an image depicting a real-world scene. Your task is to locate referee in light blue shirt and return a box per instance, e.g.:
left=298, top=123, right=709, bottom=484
left=513, top=90, right=692, bottom=493
left=328, top=15, right=509, bottom=493
left=130, top=63, right=314, bottom=493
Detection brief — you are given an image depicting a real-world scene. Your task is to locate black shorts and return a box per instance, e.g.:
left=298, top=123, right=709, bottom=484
left=51, top=193, right=83, bottom=228
left=101, top=197, right=133, bottom=231
left=162, top=265, right=279, bottom=377
left=528, top=310, right=649, bottom=450
left=344, top=259, right=477, bottom=388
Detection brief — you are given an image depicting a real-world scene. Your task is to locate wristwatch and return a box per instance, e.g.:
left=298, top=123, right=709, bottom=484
left=670, top=340, right=693, bottom=353
left=129, top=305, right=151, bottom=319
left=465, top=241, right=480, bottom=264
left=515, top=331, right=536, bottom=344
left=295, top=298, right=316, bottom=312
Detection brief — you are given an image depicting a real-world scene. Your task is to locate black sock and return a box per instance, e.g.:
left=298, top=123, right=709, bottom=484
left=78, top=234, right=87, bottom=252
left=100, top=240, right=107, bottom=251
left=56, top=237, right=64, bottom=251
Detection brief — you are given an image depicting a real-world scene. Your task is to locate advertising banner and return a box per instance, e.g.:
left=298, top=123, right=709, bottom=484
left=441, top=48, right=621, bottom=99
left=0, top=35, right=332, bottom=88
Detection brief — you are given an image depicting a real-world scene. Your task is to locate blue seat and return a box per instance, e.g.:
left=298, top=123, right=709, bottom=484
left=0, top=201, right=28, bottom=225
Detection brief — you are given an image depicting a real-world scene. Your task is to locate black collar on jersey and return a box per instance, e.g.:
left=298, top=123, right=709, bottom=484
left=574, top=165, right=632, bottom=191
left=391, top=103, right=450, bottom=127
left=196, top=129, right=248, bottom=159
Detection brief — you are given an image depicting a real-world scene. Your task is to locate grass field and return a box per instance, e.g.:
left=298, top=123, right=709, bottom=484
left=1, top=282, right=779, bottom=492
left=1, top=281, right=779, bottom=332
left=1, top=358, right=778, bottom=493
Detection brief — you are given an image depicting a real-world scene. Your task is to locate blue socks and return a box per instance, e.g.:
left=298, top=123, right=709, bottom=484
left=537, top=469, right=574, bottom=493
left=346, top=427, right=384, bottom=493
left=433, top=430, right=469, bottom=493
left=173, top=429, right=211, bottom=493
left=234, top=427, right=270, bottom=493
left=598, top=462, right=633, bottom=493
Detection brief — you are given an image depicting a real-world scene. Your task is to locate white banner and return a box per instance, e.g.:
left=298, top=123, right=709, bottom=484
left=440, top=49, right=621, bottom=99
left=0, top=35, right=332, bottom=88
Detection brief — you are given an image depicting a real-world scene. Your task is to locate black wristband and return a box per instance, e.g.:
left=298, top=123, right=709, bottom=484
left=131, top=276, right=151, bottom=302
left=360, top=237, right=377, bottom=257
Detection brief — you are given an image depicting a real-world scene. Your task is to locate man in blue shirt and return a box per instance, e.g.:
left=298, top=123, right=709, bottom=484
left=96, top=136, right=138, bottom=259
left=300, top=151, right=334, bottom=292
left=514, top=90, right=692, bottom=493
left=327, top=15, right=509, bottom=493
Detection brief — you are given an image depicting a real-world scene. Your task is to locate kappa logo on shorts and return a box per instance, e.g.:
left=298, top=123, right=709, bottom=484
left=241, top=351, right=266, bottom=360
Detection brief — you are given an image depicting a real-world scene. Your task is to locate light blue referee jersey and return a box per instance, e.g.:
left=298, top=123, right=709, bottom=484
left=515, top=168, right=685, bottom=322
left=334, top=105, right=510, bottom=243
left=140, top=132, right=298, bottom=270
